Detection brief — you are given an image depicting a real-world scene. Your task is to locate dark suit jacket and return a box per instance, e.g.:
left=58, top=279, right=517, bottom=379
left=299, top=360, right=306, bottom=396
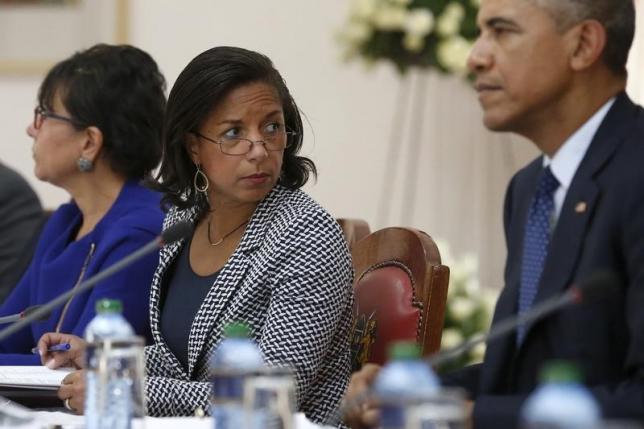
left=0, top=163, right=44, bottom=304
left=443, top=93, right=644, bottom=428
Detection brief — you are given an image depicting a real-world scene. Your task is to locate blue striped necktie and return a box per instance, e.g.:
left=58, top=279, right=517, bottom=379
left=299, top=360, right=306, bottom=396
left=517, top=166, right=559, bottom=344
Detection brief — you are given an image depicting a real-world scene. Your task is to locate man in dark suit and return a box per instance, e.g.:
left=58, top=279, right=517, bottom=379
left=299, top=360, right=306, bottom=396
left=0, top=162, right=44, bottom=304
left=442, top=0, right=644, bottom=427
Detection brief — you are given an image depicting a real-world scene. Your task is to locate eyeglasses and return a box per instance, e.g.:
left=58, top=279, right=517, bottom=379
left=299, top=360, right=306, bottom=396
left=192, top=129, right=296, bottom=156
left=33, top=106, right=83, bottom=130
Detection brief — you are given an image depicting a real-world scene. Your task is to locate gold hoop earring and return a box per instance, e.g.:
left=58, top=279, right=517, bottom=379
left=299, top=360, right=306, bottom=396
left=193, top=164, right=209, bottom=194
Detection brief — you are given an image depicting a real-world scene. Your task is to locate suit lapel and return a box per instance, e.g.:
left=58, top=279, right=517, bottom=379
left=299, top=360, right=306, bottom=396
left=523, top=93, right=635, bottom=338
left=148, top=206, right=199, bottom=379
left=186, top=186, right=284, bottom=376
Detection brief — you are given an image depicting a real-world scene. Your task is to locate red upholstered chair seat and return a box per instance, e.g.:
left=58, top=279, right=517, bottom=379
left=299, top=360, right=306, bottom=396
left=353, top=264, right=421, bottom=365
left=350, top=227, right=450, bottom=370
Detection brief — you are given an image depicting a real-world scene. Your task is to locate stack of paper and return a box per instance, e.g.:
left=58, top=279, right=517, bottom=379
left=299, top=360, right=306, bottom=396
left=0, top=366, right=73, bottom=390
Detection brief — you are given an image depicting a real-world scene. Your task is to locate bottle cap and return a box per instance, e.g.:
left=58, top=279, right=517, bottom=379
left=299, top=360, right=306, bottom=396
left=223, top=321, right=251, bottom=338
left=95, top=299, right=123, bottom=314
left=388, top=341, right=421, bottom=360
left=540, top=360, right=582, bottom=383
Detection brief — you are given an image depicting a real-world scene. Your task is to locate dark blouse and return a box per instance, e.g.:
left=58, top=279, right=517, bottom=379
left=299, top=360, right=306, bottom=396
left=160, top=240, right=219, bottom=371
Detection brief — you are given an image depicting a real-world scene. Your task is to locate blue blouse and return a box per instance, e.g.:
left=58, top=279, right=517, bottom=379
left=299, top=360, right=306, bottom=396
left=0, top=181, right=163, bottom=365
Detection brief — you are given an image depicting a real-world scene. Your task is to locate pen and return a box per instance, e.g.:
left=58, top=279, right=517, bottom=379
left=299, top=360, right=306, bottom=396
left=31, top=343, right=71, bottom=354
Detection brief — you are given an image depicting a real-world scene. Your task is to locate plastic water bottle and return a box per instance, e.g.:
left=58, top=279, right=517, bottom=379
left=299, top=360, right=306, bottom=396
left=372, top=341, right=441, bottom=429
left=84, top=299, right=135, bottom=429
left=210, top=321, right=265, bottom=429
left=521, top=361, right=601, bottom=429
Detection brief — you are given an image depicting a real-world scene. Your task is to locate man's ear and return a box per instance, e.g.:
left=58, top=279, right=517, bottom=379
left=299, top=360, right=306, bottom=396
left=79, top=126, right=103, bottom=163
left=569, top=19, right=607, bottom=72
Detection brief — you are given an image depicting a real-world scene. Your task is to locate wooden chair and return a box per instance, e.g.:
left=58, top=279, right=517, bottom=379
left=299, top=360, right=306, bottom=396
left=350, top=227, right=450, bottom=370
left=336, top=218, right=371, bottom=251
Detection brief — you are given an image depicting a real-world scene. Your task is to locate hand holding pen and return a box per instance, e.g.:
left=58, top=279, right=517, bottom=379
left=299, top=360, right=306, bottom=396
left=31, top=343, right=71, bottom=354
left=35, top=332, right=87, bottom=370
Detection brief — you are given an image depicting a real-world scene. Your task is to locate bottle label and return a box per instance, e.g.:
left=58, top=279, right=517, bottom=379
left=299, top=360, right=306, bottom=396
left=380, top=404, right=405, bottom=429
left=211, top=374, right=245, bottom=400
left=212, top=404, right=244, bottom=429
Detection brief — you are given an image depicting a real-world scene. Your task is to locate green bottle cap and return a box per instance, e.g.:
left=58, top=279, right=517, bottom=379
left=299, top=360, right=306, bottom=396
left=95, top=299, right=123, bottom=314
left=223, top=321, right=251, bottom=338
left=388, top=341, right=421, bottom=360
left=540, top=360, right=582, bottom=383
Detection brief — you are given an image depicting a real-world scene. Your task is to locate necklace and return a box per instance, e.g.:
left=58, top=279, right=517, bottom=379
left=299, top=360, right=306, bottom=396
left=206, top=215, right=249, bottom=246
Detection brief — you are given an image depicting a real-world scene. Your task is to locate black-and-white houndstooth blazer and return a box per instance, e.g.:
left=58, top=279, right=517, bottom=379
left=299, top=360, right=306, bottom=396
left=144, top=185, right=354, bottom=424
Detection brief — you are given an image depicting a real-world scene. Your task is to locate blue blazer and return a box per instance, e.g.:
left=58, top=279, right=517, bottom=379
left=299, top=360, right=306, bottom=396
left=444, top=93, right=644, bottom=427
left=0, top=181, right=163, bottom=365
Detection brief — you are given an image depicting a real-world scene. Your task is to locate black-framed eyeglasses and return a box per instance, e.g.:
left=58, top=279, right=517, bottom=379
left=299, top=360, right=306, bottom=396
left=33, top=106, right=84, bottom=130
left=192, top=129, right=297, bottom=156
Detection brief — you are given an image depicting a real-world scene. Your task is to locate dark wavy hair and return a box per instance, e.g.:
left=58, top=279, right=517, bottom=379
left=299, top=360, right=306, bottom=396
left=38, top=44, right=166, bottom=180
left=153, top=46, right=316, bottom=213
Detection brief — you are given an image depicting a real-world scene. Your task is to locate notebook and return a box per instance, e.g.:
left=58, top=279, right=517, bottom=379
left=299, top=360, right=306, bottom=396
left=0, top=366, right=73, bottom=390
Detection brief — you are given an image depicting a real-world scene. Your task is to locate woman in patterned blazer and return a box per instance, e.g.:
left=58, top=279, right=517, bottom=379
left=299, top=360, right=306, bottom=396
left=38, top=46, right=354, bottom=424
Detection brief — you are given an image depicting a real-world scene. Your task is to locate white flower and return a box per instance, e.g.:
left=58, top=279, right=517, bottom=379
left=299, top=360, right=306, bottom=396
left=373, top=5, right=407, bottom=31
left=450, top=269, right=470, bottom=291
left=464, top=277, right=481, bottom=296
left=351, top=0, right=378, bottom=21
left=403, top=8, right=434, bottom=37
left=436, top=3, right=466, bottom=37
left=447, top=281, right=460, bottom=298
left=450, top=296, right=477, bottom=321
left=445, top=2, right=466, bottom=20
left=402, top=34, right=425, bottom=53
left=341, top=21, right=373, bottom=44
left=441, top=328, right=463, bottom=349
left=459, top=253, right=478, bottom=275
left=471, top=342, right=486, bottom=362
left=437, top=36, right=473, bottom=74
left=482, top=289, right=499, bottom=318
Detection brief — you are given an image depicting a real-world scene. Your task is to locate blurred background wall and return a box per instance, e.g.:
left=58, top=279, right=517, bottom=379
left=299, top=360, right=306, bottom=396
left=0, top=0, right=642, bottom=290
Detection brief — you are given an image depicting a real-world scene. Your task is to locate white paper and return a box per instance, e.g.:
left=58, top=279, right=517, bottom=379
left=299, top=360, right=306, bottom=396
left=1, top=408, right=324, bottom=429
left=0, top=366, right=73, bottom=390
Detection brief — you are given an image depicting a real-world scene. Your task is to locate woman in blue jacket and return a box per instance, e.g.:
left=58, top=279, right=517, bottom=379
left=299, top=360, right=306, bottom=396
left=38, top=46, right=354, bottom=423
left=0, top=44, right=166, bottom=365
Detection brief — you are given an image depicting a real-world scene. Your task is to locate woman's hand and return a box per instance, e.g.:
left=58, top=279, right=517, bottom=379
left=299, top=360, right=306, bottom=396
left=58, top=370, right=86, bottom=414
left=343, top=363, right=382, bottom=429
left=37, top=333, right=87, bottom=370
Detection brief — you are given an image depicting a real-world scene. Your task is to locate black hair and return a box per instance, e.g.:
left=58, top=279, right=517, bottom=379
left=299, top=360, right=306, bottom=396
left=38, top=43, right=166, bottom=180
left=153, top=46, right=316, bottom=212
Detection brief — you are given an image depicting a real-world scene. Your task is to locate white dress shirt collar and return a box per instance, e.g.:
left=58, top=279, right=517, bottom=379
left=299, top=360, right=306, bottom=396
left=543, top=97, right=616, bottom=188
left=543, top=97, right=616, bottom=220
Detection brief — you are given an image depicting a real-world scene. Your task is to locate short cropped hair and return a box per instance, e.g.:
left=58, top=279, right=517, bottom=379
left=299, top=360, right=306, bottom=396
left=38, top=44, right=166, bottom=180
left=533, top=0, right=635, bottom=76
left=154, top=46, right=316, bottom=213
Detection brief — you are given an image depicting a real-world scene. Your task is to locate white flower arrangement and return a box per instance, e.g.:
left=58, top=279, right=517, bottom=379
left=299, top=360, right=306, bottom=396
left=435, top=239, right=498, bottom=372
left=338, top=0, right=479, bottom=75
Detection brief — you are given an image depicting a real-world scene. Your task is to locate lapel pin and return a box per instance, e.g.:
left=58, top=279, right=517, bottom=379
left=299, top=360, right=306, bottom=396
left=575, top=201, right=587, bottom=214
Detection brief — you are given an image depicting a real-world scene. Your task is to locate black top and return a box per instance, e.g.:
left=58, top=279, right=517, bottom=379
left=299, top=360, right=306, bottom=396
left=0, top=163, right=44, bottom=303
left=160, top=239, right=219, bottom=371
